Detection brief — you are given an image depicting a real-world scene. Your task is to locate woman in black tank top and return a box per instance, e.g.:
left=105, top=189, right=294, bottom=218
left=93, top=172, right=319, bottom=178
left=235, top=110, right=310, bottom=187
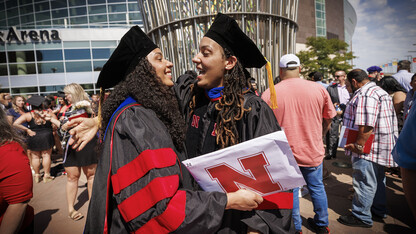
left=14, top=96, right=59, bottom=183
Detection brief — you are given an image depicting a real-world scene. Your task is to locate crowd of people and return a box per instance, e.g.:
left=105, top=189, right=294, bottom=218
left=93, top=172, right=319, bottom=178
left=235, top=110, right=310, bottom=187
left=1, top=12, right=415, bottom=234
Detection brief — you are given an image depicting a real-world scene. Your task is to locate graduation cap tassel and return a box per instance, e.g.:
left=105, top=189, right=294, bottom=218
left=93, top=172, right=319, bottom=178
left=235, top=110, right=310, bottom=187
left=97, top=87, right=103, bottom=129
left=265, top=58, right=278, bottom=109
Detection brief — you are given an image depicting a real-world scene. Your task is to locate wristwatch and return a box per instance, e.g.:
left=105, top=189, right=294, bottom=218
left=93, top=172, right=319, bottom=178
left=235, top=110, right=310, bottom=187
left=354, top=143, right=364, bottom=152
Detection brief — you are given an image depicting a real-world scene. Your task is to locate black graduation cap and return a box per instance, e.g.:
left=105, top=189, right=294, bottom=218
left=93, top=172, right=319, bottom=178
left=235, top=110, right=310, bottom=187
left=96, top=26, right=158, bottom=89
left=26, top=95, right=45, bottom=107
left=204, top=13, right=266, bottom=68
left=57, top=90, right=65, bottom=98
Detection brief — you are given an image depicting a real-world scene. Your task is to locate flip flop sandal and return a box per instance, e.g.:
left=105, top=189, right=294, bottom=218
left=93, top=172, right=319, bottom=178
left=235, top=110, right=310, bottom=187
left=68, top=210, right=84, bottom=221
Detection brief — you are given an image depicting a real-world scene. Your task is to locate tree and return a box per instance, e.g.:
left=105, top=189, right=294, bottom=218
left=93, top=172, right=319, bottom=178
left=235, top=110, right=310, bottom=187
left=296, top=37, right=355, bottom=79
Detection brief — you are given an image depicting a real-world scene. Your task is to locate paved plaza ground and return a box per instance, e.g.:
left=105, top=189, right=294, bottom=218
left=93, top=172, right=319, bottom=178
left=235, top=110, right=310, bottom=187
left=30, top=149, right=415, bottom=233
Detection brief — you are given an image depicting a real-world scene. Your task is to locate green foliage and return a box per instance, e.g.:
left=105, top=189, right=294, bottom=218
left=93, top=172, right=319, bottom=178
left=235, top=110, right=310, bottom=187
left=296, top=37, right=355, bottom=79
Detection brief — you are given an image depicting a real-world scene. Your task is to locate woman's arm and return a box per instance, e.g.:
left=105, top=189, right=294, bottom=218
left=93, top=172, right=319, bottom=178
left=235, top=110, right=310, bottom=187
left=44, top=111, right=61, bottom=128
left=13, top=113, right=35, bottom=136
left=393, top=91, right=406, bottom=117
left=6, top=115, right=13, bottom=125
left=0, top=202, right=28, bottom=234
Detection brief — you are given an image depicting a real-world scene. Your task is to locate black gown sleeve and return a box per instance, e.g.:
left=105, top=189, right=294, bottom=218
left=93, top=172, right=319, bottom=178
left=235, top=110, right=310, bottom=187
left=85, top=105, right=227, bottom=234
left=173, top=73, right=196, bottom=116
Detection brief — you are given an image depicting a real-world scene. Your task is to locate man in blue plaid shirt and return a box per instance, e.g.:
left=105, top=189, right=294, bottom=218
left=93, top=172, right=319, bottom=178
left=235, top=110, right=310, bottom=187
left=338, top=69, right=398, bottom=228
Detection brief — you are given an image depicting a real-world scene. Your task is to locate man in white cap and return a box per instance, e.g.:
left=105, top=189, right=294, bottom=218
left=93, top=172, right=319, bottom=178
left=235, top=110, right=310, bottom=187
left=262, top=54, right=336, bottom=234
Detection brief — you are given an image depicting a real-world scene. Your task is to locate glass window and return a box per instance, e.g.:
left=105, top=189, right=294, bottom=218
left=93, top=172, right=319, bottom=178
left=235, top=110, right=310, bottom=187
left=108, top=0, right=125, bottom=3
left=88, top=0, right=106, bottom=4
left=108, top=4, right=127, bottom=13
left=65, top=61, right=92, bottom=72
left=19, top=0, right=33, bottom=6
left=68, top=0, right=87, bottom=7
left=52, top=9, right=68, bottom=18
left=129, top=13, right=141, bottom=21
left=12, top=87, right=38, bottom=94
left=70, top=6, right=87, bottom=16
left=0, top=64, right=7, bottom=76
left=37, top=21, right=52, bottom=27
left=36, top=12, right=51, bottom=21
left=89, top=5, right=107, bottom=14
left=316, top=19, right=323, bottom=27
left=51, top=1, right=67, bottom=9
left=70, top=16, right=88, bottom=25
left=108, top=13, right=126, bottom=22
left=6, top=1, right=18, bottom=9
left=7, top=51, right=36, bottom=63
left=8, top=7, right=19, bottom=18
left=316, top=11, right=322, bottom=19
left=316, top=3, right=322, bottom=11
left=91, top=41, right=117, bottom=47
left=0, top=11, right=5, bottom=20
left=36, top=50, right=63, bottom=61
left=89, top=14, right=107, bottom=23
left=35, top=2, right=50, bottom=12
left=39, top=85, right=66, bottom=93
left=35, top=42, right=62, bottom=49
left=8, top=17, right=20, bottom=26
left=128, top=3, right=139, bottom=11
left=52, top=18, right=65, bottom=26
left=0, top=52, right=6, bottom=63
left=21, top=14, right=35, bottom=24
left=64, top=49, right=91, bottom=60
left=6, top=43, right=34, bottom=51
left=63, top=41, right=89, bottom=48
left=92, top=48, right=113, bottom=59
left=0, top=20, right=6, bottom=27
left=37, top=62, right=64, bottom=74
left=80, top=83, right=93, bottom=90
left=20, top=5, right=33, bottom=14
left=317, top=27, right=324, bottom=36
left=93, top=60, right=105, bottom=71
left=9, top=63, right=36, bottom=75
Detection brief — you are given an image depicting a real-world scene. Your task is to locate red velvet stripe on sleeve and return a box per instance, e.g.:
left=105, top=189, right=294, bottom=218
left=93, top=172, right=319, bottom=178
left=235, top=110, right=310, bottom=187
left=111, top=148, right=177, bottom=195
left=117, top=175, right=179, bottom=223
left=257, top=192, right=293, bottom=210
left=134, top=190, right=186, bottom=234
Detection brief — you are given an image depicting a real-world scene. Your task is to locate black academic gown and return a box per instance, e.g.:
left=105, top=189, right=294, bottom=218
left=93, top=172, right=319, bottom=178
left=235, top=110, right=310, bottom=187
left=84, top=101, right=227, bottom=233
left=174, top=74, right=294, bottom=234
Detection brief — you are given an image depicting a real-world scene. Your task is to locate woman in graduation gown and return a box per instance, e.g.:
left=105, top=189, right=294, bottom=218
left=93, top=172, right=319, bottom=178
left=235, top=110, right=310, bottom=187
left=173, top=13, right=294, bottom=233
left=84, top=26, right=263, bottom=233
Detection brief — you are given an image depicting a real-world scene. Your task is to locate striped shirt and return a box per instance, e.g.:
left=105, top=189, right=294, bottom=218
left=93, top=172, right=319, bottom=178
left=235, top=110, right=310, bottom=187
left=343, top=81, right=398, bottom=167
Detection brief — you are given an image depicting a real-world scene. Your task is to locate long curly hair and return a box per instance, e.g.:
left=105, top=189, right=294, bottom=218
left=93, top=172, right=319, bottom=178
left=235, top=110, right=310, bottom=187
left=0, top=108, right=24, bottom=147
left=12, top=95, right=27, bottom=114
left=189, top=48, right=251, bottom=149
left=100, top=58, right=185, bottom=151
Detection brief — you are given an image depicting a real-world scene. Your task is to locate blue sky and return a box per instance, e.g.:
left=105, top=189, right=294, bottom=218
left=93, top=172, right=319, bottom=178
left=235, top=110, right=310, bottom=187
left=348, top=0, right=416, bottom=71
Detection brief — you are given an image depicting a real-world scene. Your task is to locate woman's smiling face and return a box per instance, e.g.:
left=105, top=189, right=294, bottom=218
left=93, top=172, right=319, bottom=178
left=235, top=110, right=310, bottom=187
left=146, top=48, right=174, bottom=87
left=191, top=37, right=229, bottom=90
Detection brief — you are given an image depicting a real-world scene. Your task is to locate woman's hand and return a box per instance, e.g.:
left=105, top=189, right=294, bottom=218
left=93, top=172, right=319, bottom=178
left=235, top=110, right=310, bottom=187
left=225, top=189, right=263, bottom=211
left=65, top=117, right=99, bottom=151
left=27, top=129, right=36, bottom=136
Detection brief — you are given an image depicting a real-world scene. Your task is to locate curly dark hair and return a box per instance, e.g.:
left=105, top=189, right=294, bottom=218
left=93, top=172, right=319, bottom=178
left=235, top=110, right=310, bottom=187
left=0, top=108, right=24, bottom=147
left=189, top=48, right=251, bottom=149
left=100, top=58, right=185, bottom=151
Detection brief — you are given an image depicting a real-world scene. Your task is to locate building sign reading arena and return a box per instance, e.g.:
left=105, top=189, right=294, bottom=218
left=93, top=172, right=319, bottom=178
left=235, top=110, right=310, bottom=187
left=0, top=27, right=61, bottom=43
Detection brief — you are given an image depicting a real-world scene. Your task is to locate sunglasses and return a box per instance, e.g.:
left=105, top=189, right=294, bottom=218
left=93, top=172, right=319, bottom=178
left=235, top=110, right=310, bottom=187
left=334, top=75, right=344, bottom=78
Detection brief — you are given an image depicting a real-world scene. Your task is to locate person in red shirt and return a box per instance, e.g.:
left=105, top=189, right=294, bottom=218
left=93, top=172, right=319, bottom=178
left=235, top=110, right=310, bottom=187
left=0, top=108, right=34, bottom=233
